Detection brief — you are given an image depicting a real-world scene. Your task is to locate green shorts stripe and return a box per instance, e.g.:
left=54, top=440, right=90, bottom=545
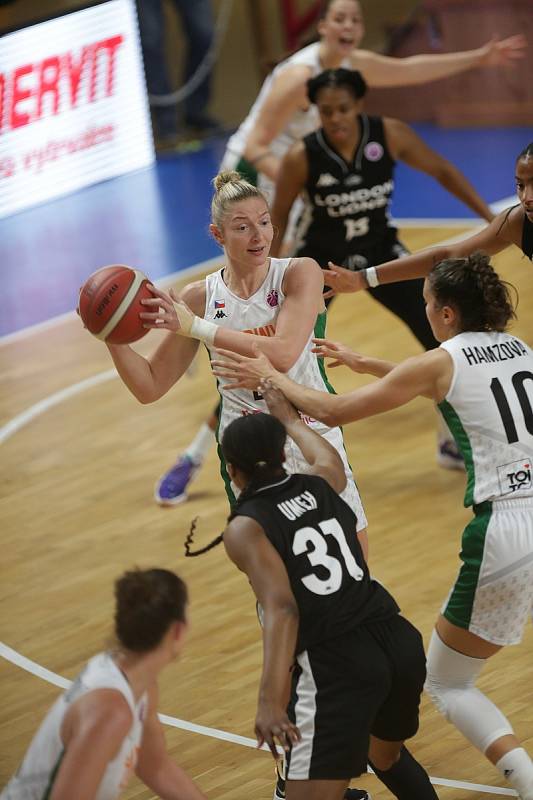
left=443, top=501, right=493, bottom=629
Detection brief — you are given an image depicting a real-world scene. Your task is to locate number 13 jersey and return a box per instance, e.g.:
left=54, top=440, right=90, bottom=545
left=439, top=331, right=533, bottom=505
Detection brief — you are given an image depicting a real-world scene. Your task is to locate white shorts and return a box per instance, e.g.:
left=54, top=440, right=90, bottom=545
left=443, top=497, right=533, bottom=645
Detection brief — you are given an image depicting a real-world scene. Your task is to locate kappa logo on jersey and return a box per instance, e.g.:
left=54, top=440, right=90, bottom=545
left=364, top=141, right=384, bottom=162
left=316, top=172, right=339, bottom=187
left=214, top=309, right=227, bottom=319
left=344, top=173, right=363, bottom=186
left=497, top=459, right=532, bottom=495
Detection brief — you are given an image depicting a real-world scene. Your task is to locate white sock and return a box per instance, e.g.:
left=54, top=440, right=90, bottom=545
left=496, top=748, right=533, bottom=799
left=184, top=423, right=215, bottom=465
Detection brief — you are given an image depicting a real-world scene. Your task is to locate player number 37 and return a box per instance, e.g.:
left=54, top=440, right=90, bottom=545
left=293, top=518, right=364, bottom=595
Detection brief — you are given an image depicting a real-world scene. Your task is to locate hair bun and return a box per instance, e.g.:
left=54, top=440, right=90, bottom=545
left=213, top=170, right=242, bottom=192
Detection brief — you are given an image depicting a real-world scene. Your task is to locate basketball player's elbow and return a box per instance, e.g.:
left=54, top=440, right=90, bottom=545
left=272, top=346, right=300, bottom=373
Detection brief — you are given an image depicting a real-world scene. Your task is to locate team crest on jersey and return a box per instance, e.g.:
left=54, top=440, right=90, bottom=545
left=497, top=459, right=532, bottom=495
left=316, top=172, right=339, bottom=187
left=364, top=141, right=384, bottom=162
left=266, top=289, right=279, bottom=308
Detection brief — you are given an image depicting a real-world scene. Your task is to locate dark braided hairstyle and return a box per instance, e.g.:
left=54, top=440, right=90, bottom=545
left=428, top=251, right=517, bottom=333
left=307, top=68, right=367, bottom=104
left=185, top=413, right=287, bottom=557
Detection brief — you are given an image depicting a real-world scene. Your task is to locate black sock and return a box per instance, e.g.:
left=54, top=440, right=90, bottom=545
left=368, top=746, right=438, bottom=799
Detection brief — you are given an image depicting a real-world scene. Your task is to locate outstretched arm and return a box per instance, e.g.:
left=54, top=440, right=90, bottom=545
left=324, top=204, right=523, bottom=294
left=224, top=517, right=301, bottom=759
left=311, top=338, right=397, bottom=378
left=384, top=118, right=493, bottom=221
left=353, top=34, right=526, bottom=87
left=213, top=348, right=450, bottom=427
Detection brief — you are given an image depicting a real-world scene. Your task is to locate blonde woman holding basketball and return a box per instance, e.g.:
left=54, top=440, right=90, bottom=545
left=104, top=171, right=368, bottom=552
left=153, top=0, right=526, bottom=507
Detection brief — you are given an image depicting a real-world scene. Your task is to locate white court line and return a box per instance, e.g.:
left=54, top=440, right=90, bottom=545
left=0, top=639, right=518, bottom=795
left=0, top=210, right=521, bottom=795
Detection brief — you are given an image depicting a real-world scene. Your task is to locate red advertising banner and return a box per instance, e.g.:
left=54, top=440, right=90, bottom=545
left=0, top=0, right=154, bottom=218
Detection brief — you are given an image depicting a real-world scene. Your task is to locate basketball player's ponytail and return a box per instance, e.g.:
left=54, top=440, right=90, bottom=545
left=428, top=252, right=517, bottom=332
left=184, top=414, right=287, bottom=557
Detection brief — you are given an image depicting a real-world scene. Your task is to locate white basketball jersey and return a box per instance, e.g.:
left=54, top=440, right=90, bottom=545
left=1, top=653, right=147, bottom=800
left=205, top=258, right=331, bottom=436
left=225, top=43, right=349, bottom=163
left=439, top=331, right=533, bottom=505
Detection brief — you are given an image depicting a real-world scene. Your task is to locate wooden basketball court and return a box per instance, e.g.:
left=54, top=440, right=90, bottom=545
left=1, top=227, right=532, bottom=798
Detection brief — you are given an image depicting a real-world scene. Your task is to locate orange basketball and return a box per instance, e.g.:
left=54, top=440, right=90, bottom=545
left=78, top=265, right=153, bottom=344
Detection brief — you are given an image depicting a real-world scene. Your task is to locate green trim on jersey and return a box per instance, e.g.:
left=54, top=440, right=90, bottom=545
left=235, top=156, right=258, bottom=187
left=314, top=311, right=337, bottom=396
left=213, top=388, right=236, bottom=508
left=217, top=441, right=237, bottom=507
left=314, top=311, right=357, bottom=476
left=443, top=501, right=493, bottom=630
left=438, top=399, right=475, bottom=507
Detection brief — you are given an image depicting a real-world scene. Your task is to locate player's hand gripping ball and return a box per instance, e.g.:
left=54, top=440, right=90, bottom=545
left=78, top=265, right=154, bottom=344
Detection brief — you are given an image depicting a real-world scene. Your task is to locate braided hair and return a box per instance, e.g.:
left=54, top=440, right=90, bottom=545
left=185, top=413, right=287, bottom=556
left=307, top=68, right=367, bottom=105
left=428, top=251, right=516, bottom=332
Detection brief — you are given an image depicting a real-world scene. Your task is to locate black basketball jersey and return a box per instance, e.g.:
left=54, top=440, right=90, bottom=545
left=236, top=472, right=398, bottom=653
left=295, top=115, right=398, bottom=269
left=522, top=213, right=533, bottom=260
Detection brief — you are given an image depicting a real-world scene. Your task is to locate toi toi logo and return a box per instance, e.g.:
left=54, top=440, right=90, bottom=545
left=498, top=459, right=532, bottom=494
left=266, top=289, right=279, bottom=308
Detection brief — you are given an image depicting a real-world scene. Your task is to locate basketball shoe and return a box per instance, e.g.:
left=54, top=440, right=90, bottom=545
left=154, top=455, right=200, bottom=505
left=274, top=758, right=370, bottom=800
left=437, top=438, right=465, bottom=471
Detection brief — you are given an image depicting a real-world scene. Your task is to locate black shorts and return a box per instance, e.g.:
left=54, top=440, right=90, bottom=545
left=286, top=615, right=426, bottom=780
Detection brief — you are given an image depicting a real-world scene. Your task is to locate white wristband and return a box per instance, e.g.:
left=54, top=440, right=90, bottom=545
left=365, top=266, right=379, bottom=288
left=190, top=316, right=217, bottom=346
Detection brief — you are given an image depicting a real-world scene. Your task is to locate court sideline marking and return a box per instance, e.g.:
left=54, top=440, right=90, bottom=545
left=0, top=640, right=517, bottom=795
left=0, top=216, right=520, bottom=795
